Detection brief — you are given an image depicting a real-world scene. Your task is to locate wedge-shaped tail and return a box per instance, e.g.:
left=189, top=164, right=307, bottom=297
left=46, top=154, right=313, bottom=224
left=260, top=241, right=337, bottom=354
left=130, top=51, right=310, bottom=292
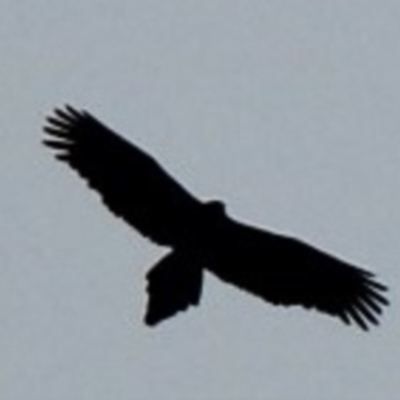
left=145, top=251, right=203, bottom=326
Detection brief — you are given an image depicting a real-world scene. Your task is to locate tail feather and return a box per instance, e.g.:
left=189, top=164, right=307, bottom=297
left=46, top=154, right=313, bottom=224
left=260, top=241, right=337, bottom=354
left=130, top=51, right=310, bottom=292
left=145, top=251, right=203, bottom=326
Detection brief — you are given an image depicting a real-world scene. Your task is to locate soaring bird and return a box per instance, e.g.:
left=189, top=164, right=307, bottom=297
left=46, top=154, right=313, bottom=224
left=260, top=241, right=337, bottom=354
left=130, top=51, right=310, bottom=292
left=43, top=105, right=389, bottom=330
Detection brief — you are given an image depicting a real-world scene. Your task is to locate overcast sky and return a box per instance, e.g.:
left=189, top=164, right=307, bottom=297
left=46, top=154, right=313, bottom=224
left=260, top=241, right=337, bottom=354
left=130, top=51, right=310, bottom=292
left=1, top=1, right=399, bottom=399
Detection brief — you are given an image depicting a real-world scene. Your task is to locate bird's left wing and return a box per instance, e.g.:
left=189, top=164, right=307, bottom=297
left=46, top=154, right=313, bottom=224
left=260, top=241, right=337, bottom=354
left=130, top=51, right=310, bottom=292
left=211, top=220, right=389, bottom=330
left=43, top=105, right=202, bottom=246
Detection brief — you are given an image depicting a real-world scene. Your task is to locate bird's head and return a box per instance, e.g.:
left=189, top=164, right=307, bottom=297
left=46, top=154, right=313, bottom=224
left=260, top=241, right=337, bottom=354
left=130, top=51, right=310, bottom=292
left=204, top=200, right=226, bottom=219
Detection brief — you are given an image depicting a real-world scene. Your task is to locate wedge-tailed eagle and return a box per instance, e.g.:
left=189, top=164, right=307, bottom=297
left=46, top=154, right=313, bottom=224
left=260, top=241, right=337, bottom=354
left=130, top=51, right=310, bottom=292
left=43, top=105, right=389, bottom=330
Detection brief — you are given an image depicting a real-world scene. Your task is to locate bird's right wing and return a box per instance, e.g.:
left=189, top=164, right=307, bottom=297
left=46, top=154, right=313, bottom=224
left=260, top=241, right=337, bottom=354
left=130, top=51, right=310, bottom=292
left=43, top=106, right=202, bottom=246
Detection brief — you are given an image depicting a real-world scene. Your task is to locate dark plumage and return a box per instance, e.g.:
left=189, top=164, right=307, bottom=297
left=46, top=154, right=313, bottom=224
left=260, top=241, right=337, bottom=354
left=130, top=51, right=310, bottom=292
left=43, top=105, right=389, bottom=330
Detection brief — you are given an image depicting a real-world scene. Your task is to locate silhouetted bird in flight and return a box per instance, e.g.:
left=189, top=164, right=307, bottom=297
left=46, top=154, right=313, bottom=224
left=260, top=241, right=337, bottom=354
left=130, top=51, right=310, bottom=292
left=43, top=105, right=389, bottom=330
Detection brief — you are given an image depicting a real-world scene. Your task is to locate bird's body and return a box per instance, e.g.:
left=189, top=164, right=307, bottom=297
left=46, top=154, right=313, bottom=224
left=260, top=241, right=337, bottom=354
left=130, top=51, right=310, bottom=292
left=43, top=105, right=389, bottom=330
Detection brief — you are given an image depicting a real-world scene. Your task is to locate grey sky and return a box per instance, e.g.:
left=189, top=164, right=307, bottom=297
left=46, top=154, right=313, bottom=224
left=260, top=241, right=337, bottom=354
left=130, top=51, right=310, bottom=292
left=1, top=1, right=399, bottom=399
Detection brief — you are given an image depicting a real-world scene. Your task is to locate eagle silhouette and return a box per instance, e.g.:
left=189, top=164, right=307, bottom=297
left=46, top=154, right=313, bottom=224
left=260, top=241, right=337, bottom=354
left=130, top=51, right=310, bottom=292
left=43, top=105, right=389, bottom=330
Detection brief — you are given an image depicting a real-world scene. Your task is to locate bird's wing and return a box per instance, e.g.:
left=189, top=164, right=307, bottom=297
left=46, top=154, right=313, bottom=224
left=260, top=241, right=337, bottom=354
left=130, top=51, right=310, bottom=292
left=145, top=251, right=203, bottom=326
left=43, top=105, right=202, bottom=246
left=212, top=220, right=389, bottom=330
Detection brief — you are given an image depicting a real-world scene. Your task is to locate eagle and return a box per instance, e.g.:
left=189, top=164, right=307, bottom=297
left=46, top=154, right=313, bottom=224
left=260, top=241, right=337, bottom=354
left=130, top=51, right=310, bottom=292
left=43, top=105, right=389, bottom=330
